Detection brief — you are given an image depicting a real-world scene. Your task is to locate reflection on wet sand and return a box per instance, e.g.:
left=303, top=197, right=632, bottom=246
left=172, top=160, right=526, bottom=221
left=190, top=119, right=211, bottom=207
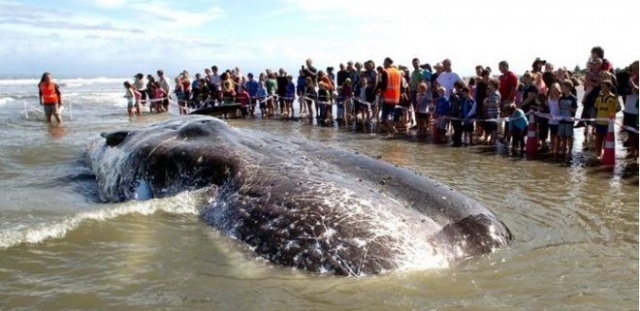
left=47, top=124, right=66, bottom=139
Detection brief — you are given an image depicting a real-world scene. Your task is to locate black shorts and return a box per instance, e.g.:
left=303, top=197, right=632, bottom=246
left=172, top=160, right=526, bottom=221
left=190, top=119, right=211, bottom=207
left=549, top=124, right=559, bottom=135
left=381, top=104, right=396, bottom=121
left=596, top=124, right=608, bottom=134
left=623, top=112, right=639, bottom=130
left=416, top=112, right=429, bottom=120
left=484, top=121, right=497, bottom=131
left=538, top=121, right=549, bottom=140
left=463, top=123, right=474, bottom=133
left=259, top=102, right=266, bottom=110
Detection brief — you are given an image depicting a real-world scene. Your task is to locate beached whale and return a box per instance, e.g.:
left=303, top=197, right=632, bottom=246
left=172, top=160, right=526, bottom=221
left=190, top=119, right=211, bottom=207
left=88, top=115, right=512, bottom=276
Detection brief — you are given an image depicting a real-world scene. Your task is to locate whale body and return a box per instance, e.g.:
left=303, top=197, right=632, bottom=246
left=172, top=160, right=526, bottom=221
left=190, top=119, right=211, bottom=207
left=88, top=116, right=512, bottom=276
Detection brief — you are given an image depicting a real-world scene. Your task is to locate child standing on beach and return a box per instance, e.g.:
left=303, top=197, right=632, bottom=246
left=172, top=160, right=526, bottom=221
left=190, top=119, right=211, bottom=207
left=338, top=78, right=353, bottom=124
left=304, top=77, right=317, bottom=120
left=174, top=77, right=188, bottom=115
left=221, top=73, right=236, bottom=105
left=434, top=86, right=450, bottom=143
left=318, top=82, right=331, bottom=125
left=358, top=77, right=376, bottom=125
left=257, top=81, right=268, bottom=118
left=297, top=70, right=307, bottom=117
left=547, top=83, right=562, bottom=156
left=153, top=81, right=167, bottom=113
left=237, top=86, right=250, bottom=119
left=484, top=79, right=501, bottom=145
left=460, top=87, right=477, bottom=146
left=285, top=75, right=296, bottom=118
left=266, top=73, right=277, bottom=117
left=536, top=92, right=550, bottom=152
left=415, top=82, right=432, bottom=137
left=507, top=103, right=528, bottom=155
left=124, top=81, right=136, bottom=117
left=593, top=79, right=619, bottom=158
left=558, top=80, right=578, bottom=157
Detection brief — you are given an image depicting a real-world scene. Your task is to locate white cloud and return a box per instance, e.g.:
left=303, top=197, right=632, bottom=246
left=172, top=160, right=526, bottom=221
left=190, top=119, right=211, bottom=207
left=279, top=0, right=639, bottom=76
left=129, top=1, right=224, bottom=28
left=0, top=0, right=637, bottom=78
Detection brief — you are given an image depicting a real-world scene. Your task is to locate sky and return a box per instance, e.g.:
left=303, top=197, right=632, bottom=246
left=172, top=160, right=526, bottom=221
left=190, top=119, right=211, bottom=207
left=0, top=0, right=637, bottom=79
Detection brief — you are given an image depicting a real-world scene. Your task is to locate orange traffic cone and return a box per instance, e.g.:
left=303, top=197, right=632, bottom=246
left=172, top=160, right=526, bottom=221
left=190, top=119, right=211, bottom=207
left=526, top=113, right=537, bottom=158
left=601, top=116, right=616, bottom=166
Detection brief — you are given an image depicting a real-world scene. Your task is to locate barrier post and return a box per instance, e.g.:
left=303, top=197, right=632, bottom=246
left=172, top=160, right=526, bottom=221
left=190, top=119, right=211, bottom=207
left=601, top=116, right=616, bottom=166
left=432, top=114, right=440, bottom=143
left=526, top=113, right=537, bottom=158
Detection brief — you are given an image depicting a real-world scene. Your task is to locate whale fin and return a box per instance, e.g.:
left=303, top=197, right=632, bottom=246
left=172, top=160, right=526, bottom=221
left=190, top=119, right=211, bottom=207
left=101, top=131, right=130, bottom=147
left=430, top=214, right=513, bottom=261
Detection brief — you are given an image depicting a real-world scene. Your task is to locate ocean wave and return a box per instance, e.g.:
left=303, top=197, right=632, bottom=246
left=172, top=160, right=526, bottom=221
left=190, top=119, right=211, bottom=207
left=0, top=78, right=40, bottom=86
left=0, top=188, right=211, bottom=250
left=61, top=77, right=129, bottom=88
left=0, top=97, right=15, bottom=106
left=0, top=77, right=128, bottom=87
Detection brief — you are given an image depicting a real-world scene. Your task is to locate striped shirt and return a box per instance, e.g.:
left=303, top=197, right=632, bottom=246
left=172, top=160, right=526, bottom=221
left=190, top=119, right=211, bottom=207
left=486, top=91, right=501, bottom=119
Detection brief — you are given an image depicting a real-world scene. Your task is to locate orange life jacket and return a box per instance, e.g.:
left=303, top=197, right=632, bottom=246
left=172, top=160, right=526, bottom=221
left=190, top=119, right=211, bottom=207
left=383, top=67, right=401, bottom=104
left=40, top=82, right=59, bottom=104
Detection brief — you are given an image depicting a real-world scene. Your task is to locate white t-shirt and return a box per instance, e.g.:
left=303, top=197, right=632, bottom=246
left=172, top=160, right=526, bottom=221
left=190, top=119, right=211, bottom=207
left=211, top=74, right=221, bottom=85
left=133, top=78, right=146, bottom=91
left=548, top=98, right=560, bottom=125
left=625, top=94, right=638, bottom=114
left=158, top=77, right=171, bottom=93
left=436, top=71, right=461, bottom=98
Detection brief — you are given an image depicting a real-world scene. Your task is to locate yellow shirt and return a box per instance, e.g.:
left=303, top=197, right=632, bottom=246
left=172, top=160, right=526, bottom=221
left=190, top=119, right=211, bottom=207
left=594, top=91, right=618, bottom=125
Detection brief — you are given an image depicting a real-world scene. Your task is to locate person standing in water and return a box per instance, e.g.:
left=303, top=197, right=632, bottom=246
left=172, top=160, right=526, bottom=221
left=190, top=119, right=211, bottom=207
left=124, top=81, right=140, bottom=117
left=38, top=72, right=63, bottom=124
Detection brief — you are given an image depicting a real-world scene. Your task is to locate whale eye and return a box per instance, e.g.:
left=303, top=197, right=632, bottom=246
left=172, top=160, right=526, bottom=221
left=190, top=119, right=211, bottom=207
left=101, top=131, right=131, bottom=147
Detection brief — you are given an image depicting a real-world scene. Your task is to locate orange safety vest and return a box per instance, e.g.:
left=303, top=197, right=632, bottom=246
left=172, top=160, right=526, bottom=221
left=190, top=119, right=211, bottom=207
left=383, top=67, right=401, bottom=104
left=40, top=82, right=59, bottom=104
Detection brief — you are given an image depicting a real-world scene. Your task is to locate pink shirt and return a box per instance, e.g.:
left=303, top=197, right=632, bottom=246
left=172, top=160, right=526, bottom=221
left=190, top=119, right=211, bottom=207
left=155, top=88, right=167, bottom=99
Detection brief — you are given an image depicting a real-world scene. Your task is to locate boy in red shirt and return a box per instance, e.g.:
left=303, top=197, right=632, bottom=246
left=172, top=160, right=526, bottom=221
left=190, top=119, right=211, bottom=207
left=237, top=86, right=250, bottom=119
left=498, top=61, right=518, bottom=143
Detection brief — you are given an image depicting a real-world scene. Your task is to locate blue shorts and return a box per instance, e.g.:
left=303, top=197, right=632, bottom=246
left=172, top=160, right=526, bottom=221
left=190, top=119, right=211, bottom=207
left=558, top=123, right=574, bottom=137
left=381, top=104, right=396, bottom=121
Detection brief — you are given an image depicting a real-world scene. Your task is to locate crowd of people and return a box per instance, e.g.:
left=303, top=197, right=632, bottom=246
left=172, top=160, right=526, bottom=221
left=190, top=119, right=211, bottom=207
left=119, top=46, right=638, bottom=161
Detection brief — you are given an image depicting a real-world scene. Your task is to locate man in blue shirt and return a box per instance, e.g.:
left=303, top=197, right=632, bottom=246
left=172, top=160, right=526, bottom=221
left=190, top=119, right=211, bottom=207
left=245, top=73, right=259, bottom=117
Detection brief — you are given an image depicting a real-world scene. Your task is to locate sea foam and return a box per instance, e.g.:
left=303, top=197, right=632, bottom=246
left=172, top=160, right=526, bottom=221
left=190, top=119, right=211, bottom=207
left=0, top=188, right=211, bottom=250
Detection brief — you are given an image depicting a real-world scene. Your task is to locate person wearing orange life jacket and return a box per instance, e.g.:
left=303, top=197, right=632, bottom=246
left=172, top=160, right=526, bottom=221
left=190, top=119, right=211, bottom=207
left=378, top=57, right=402, bottom=135
left=38, top=72, right=63, bottom=124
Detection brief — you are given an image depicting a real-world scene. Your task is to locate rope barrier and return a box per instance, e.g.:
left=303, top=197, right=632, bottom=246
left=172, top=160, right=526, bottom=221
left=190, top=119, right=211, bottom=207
left=25, top=90, right=636, bottom=135
left=615, top=121, right=640, bottom=134
left=24, top=100, right=73, bottom=121
left=430, top=110, right=622, bottom=124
